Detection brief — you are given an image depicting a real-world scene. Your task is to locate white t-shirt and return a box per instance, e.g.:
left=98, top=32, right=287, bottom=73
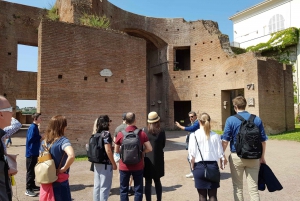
left=188, top=127, right=223, bottom=162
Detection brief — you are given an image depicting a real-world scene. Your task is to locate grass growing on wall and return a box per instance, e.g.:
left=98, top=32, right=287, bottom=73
left=80, top=13, right=110, bottom=29
left=47, top=5, right=59, bottom=21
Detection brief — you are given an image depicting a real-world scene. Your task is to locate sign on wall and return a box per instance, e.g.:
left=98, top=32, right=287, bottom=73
left=100, top=69, right=113, bottom=77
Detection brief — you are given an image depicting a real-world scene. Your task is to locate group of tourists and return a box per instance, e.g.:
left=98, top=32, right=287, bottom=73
left=0, top=95, right=270, bottom=201
left=176, top=96, right=268, bottom=201
left=91, top=111, right=165, bottom=201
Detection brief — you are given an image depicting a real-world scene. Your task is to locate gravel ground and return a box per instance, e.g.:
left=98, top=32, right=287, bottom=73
left=7, top=129, right=300, bottom=201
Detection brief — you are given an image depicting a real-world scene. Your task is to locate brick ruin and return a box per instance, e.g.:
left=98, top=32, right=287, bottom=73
left=0, top=0, right=294, bottom=154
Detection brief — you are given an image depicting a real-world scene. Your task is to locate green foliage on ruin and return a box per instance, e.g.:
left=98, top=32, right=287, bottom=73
left=246, top=27, right=299, bottom=102
left=47, top=5, right=59, bottom=21
left=80, top=13, right=110, bottom=29
left=231, top=47, right=247, bottom=55
left=246, top=27, right=299, bottom=54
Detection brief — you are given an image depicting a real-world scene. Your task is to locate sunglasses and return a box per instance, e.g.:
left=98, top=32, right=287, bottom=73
left=189, top=115, right=194, bottom=118
left=0, top=107, right=13, bottom=112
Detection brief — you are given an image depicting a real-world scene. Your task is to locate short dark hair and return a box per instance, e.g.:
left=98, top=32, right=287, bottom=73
left=188, top=111, right=196, bottom=117
left=32, top=113, right=41, bottom=121
left=125, top=112, right=135, bottom=125
left=96, top=115, right=110, bottom=133
left=232, top=96, right=247, bottom=110
left=122, top=112, right=127, bottom=120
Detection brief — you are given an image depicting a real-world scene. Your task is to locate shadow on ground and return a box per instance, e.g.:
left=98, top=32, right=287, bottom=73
left=164, top=140, right=186, bottom=152
left=162, top=184, right=182, bottom=192
left=220, top=172, right=231, bottom=180
left=110, top=184, right=183, bottom=196
left=70, top=184, right=93, bottom=191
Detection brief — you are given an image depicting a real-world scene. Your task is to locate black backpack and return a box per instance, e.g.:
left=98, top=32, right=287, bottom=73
left=120, top=129, right=142, bottom=165
left=234, top=114, right=262, bottom=159
left=87, top=131, right=109, bottom=164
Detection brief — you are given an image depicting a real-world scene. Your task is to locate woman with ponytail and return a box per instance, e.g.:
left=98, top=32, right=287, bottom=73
left=188, top=113, right=227, bottom=201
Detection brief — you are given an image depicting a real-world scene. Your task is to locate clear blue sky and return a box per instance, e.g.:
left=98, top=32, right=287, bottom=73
left=6, top=0, right=263, bottom=108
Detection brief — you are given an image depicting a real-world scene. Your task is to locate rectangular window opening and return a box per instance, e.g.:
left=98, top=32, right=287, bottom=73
left=174, top=46, right=191, bottom=71
left=16, top=100, right=37, bottom=124
left=17, top=44, right=38, bottom=72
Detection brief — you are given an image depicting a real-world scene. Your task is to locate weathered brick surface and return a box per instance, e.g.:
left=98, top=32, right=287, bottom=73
left=0, top=1, right=47, bottom=109
left=38, top=20, right=146, bottom=154
left=0, top=1, right=295, bottom=155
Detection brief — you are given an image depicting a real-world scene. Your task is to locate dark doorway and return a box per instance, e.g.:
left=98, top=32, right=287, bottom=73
left=174, top=101, right=191, bottom=127
left=174, top=47, right=190, bottom=71
left=221, top=88, right=244, bottom=129
left=229, top=89, right=244, bottom=116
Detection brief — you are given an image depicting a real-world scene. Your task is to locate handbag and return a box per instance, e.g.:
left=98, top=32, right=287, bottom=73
left=6, top=153, right=18, bottom=175
left=35, top=141, right=65, bottom=184
left=194, top=135, right=220, bottom=183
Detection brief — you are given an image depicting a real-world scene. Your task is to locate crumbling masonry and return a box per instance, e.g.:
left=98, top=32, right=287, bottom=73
left=0, top=0, right=294, bottom=154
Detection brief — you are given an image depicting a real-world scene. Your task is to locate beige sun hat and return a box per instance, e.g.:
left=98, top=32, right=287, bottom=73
left=147, top=111, right=160, bottom=123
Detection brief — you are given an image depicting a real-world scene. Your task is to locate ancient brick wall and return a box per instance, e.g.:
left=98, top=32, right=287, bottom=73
left=38, top=20, right=147, bottom=154
left=0, top=1, right=46, bottom=109
left=0, top=0, right=295, bottom=140
left=46, top=0, right=296, bottom=133
left=258, top=60, right=294, bottom=133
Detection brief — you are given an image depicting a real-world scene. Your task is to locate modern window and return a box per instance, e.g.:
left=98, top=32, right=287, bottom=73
left=269, top=14, right=285, bottom=34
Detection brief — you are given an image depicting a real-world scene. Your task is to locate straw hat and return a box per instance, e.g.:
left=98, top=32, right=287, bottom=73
left=147, top=111, right=160, bottom=123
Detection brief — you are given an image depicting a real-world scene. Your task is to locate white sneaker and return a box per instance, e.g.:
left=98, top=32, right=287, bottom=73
left=185, top=172, right=193, bottom=178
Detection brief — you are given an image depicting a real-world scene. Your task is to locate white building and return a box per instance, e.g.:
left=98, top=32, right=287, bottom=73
left=230, top=0, right=300, bottom=102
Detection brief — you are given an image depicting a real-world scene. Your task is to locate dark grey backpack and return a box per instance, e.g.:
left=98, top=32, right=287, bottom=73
left=87, top=131, right=109, bottom=164
left=234, top=114, right=262, bottom=159
left=120, top=129, right=142, bottom=164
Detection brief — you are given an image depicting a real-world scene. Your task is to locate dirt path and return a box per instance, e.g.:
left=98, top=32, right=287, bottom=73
left=7, top=129, right=300, bottom=201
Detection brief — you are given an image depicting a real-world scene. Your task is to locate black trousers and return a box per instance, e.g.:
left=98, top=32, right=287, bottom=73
left=145, top=177, right=162, bottom=201
left=0, top=160, right=12, bottom=201
left=26, top=156, right=38, bottom=190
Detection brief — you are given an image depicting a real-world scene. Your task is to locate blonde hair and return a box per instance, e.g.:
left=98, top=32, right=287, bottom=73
left=199, top=113, right=211, bottom=139
left=92, top=118, right=98, bottom=134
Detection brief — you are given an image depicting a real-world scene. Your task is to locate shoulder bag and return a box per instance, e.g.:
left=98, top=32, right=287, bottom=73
left=194, top=135, right=220, bottom=183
